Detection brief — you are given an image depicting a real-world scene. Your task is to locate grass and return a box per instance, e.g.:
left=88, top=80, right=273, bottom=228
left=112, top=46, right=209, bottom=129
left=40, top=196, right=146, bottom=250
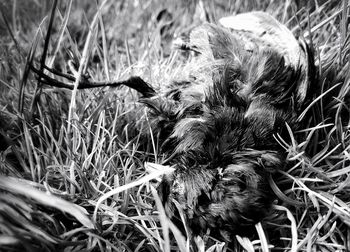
left=0, top=0, right=349, bottom=251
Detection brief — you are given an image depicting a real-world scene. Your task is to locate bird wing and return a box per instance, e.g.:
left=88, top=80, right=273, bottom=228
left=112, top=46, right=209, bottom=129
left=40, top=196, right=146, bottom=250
left=219, top=11, right=313, bottom=109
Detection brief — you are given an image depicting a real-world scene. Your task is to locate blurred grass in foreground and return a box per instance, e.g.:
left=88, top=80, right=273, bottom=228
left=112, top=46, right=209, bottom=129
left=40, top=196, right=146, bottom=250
left=0, top=0, right=350, bottom=251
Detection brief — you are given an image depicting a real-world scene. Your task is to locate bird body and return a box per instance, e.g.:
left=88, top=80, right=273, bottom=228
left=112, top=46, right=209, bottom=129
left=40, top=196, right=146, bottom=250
left=133, top=11, right=315, bottom=242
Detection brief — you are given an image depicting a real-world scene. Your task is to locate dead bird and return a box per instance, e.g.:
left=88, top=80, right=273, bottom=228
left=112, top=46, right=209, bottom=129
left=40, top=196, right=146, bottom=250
left=128, top=11, right=316, bottom=241
left=33, top=10, right=315, bottom=244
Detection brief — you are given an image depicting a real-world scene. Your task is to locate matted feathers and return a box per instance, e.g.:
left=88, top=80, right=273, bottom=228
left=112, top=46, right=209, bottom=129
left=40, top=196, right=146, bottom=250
left=132, top=12, right=315, bottom=242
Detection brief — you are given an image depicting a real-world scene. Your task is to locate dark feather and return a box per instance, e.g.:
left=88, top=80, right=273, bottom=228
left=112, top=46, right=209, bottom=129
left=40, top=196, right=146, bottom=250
left=116, top=11, right=316, bottom=243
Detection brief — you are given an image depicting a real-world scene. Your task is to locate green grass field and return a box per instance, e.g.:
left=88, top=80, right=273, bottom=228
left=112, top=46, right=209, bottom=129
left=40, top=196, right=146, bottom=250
left=0, top=0, right=349, bottom=251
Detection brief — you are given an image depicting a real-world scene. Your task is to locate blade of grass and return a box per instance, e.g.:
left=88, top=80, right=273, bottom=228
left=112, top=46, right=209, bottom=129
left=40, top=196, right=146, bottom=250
left=0, top=176, right=94, bottom=229
left=30, top=0, right=59, bottom=112
left=47, top=0, right=73, bottom=68
left=93, top=163, right=174, bottom=221
left=98, top=10, right=110, bottom=81
left=273, top=205, right=298, bottom=252
left=67, top=0, right=108, bottom=134
left=235, top=236, right=254, bottom=252
left=151, top=186, right=170, bottom=252
left=18, top=23, right=43, bottom=114
left=255, top=222, right=269, bottom=252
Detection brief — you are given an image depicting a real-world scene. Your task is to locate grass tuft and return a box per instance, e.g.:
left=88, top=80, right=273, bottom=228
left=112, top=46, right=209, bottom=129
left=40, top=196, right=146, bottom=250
left=0, top=0, right=349, bottom=251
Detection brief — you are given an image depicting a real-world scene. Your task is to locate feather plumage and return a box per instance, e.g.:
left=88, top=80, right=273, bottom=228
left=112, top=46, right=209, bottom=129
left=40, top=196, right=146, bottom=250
left=132, top=11, right=315, bottom=242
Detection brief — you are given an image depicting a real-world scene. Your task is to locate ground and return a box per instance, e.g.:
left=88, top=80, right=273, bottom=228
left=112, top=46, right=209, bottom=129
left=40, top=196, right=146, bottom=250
left=0, top=0, right=349, bottom=251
